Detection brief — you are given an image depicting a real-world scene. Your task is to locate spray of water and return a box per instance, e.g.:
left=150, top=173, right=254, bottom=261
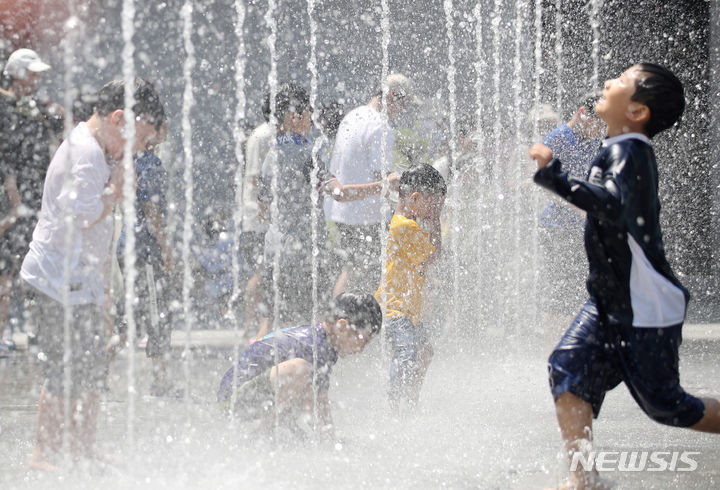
left=378, top=0, right=391, bottom=362
left=120, top=0, right=138, bottom=453
left=180, top=0, right=196, bottom=407
left=511, top=0, right=527, bottom=331
left=589, top=0, right=602, bottom=91
left=472, top=1, right=488, bottom=345
left=59, top=9, right=81, bottom=466
left=228, top=0, right=247, bottom=425
left=554, top=0, right=563, bottom=113
left=307, top=0, right=321, bottom=432
left=443, top=0, right=460, bottom=333
left=263, top=0, right=281, bottom=434
left=531, top=0, right=544, bottom=328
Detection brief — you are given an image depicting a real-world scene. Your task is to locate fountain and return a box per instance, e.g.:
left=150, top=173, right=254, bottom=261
left=0, top=1, right=719, bottom=488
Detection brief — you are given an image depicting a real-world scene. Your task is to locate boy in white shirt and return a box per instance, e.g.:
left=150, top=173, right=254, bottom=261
left=21, top=78, right=165, bottom=471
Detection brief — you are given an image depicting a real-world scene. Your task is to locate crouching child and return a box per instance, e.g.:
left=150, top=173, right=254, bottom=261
left=217, top=292, right=382, bottom=438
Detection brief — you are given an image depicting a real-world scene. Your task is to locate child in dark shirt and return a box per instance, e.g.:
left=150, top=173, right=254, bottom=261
left=531, top=63, right=720, bottom=489
left=218, top=292, right=381, bottom=438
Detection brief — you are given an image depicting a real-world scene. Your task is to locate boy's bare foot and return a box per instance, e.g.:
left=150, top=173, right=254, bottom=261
left=28, top=456, right=61, bottom=473
left=546, top=471, right=613, bottom=490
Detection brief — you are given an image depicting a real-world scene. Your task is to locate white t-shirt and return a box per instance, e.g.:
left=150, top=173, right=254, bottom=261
left=21, top=122, right=114, bottom=305
left=241, top=122, right=273, bottom=233
left=324, top=105, right=394, bottom=225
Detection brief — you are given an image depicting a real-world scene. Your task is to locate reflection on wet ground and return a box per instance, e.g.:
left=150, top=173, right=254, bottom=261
left=1, top=332, right=719, bottom=489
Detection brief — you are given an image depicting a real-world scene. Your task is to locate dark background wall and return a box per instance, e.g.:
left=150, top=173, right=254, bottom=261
left=1, top=0, right=717, bottom=315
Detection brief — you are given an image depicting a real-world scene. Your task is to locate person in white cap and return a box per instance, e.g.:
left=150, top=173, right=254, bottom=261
left=324, top=73, right=416, bottom=297
left=0, top=48, right=51, bottom=357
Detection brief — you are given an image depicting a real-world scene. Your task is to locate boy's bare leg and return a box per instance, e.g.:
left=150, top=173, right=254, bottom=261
left=406, top=344, right=434, bottom=406
left=29, top=389, right=63, bottom=472
left=243, top=272, right=263, bottom=337
left=70, top=391, right=100, bottom=461
left=554, top=392, right=604, bottom=490
left=690, top=397, right=720, bottom=433
left=270, top=359, right=312, bottom=413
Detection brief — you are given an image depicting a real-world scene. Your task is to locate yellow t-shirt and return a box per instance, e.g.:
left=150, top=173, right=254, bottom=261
left=375, top=214, right=435, bottom=325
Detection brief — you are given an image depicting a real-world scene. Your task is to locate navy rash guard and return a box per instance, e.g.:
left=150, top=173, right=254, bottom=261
left=534, top=133, right=689, bottom=328
left=217, top=324, right=338, bottom=403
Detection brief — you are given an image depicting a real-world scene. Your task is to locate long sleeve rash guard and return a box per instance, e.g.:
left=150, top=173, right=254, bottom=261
left=533, top=132, right=689, bottom=328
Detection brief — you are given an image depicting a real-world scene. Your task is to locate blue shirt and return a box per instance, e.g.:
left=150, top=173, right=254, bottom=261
left=217, top=324, right=339, bottom=402
left=259, top=132, right=328, bottom=253
left=117, top=152, right=168, bottom=264
left=539, top=124, right=600, bottom=229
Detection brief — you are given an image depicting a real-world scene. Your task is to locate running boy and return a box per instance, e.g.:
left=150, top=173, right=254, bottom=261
left=217, top=292, right=382, bottom=438
left=21, top=78, right=165, bottom=471
left=530, top=63, right=720, bottom=489
left=375, top=164, right=445, bottom=411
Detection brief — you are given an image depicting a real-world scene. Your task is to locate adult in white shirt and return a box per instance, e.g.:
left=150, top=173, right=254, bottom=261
left=325, top=73, right=415, bottom=295
left=21, top=78, right=164, bottom=471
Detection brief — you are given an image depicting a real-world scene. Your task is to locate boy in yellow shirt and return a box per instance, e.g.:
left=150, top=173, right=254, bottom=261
left=375, top=164, right=446, bottom=411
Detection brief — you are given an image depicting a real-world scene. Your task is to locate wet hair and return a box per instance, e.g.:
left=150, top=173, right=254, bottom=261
left=398, top=164, right=447, bottom=199
left=319, top=101, right=345, bottom=138
left=72, top=91, right=97, bottom=123
left=94, top=77, right=166, bottom=130
left=325, top=292, right=382, bottom=335
left=273, top=82, right=310, bottom=122
left=261, top=89, right=271, bottom=122
left=630, top=63, right=685, bottom=138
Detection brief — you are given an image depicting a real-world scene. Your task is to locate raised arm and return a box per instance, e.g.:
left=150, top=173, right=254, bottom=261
left=324, top=172, right=399, bottom=202
left=532, top=143, right=627, bottom=223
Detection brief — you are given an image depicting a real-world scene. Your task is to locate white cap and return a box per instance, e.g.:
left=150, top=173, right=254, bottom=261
left=4, top=49, right=51, bottom=80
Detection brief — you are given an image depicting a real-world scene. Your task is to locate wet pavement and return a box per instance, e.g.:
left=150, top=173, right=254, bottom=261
left=1, top=326, right=719, bottom=489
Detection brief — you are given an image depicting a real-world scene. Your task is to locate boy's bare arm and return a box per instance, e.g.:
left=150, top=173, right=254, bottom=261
left=86, top=163, right=128, bottom=229
left=142, top=200, right=175, bottom=272
left=325, top=172, right=399, bottom=202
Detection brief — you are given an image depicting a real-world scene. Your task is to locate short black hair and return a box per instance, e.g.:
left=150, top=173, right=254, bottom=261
left=325, top=292, right=382, bottom=335
left=261, top=89, right=271, bottom=122
left=273, top=82, right=309, bottom=122
left=398, top=164, right=447, bottom=199
left=319, top=101, right=345, bottom=138
left=630, top=63, right=685, bottom=138
left=94, top=77, right=165, bottom=130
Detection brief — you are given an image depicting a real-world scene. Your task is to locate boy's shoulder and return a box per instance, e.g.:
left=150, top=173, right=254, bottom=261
left=598, top=132, right=654, bottom=168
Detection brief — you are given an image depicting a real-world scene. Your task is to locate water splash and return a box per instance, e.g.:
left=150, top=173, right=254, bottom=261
left=473, top=1, right=489, bottom=345
left=180, top=0, right=196, bottom=409
left=589, top=0, right=602, bottom=91
left=554, top=0, right=563, bottom=113
left=264, top=0, right=281, bottom=433
left=120, top=0, right=138, bottom=453
left=59, top=9, right=82, bottom=466
left=307, top=0, right=321, bottom=431
left=379, top=0, right=391, bottom=360
left=228, top=0, right=247, bottom=425
left=443, top=0, right=460, bottom=331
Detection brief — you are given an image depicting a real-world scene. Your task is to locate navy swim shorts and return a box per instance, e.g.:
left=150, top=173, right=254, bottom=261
left=548, top=299, right=705, bottom=427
